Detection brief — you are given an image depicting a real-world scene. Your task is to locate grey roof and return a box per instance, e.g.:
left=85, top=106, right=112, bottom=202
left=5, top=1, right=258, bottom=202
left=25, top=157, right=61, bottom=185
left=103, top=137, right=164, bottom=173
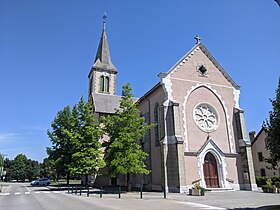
left=92, top=22, right=117, bottom=73
left=92, top=93, right=138, bottom=114
left=166, top=42, right=240, bottom=89
left=92, top=93, right=122, bottom=114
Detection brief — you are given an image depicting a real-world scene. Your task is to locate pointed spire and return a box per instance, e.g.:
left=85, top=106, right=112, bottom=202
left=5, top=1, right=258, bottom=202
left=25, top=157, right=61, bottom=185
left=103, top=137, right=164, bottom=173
left=92, top=13, right=117, bottom=72
left=103, top=12, right=107, bottom=30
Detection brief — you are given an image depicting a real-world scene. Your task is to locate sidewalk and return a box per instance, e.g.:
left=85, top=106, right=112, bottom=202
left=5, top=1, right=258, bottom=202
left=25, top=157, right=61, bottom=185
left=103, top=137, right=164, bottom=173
left=52, top=186, right=280, bottom=210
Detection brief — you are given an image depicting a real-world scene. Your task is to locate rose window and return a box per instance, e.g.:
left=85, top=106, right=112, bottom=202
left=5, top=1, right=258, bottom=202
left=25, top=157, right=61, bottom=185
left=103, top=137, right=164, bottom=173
left=193, top=104, right=218, bottom=132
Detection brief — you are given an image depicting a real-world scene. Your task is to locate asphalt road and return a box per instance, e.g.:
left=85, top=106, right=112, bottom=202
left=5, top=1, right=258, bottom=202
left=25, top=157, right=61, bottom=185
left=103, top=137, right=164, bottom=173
left=1, top=183, right=280, bottom=210
left=0, top=183, right=110, bottom=210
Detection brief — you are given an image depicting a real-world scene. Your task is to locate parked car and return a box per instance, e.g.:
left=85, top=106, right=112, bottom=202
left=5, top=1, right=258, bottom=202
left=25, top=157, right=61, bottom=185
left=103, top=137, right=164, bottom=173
left=31, top=178, right=51, bottom=186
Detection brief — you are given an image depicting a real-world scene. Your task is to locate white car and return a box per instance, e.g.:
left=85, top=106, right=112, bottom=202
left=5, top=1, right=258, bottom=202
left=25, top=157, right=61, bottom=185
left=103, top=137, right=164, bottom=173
left=31, top=178, right=51, bottom=186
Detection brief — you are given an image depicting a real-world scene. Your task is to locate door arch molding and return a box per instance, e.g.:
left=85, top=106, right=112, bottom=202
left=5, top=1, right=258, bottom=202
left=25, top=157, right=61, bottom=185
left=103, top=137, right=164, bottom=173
left=196, top=138, right=231, bottom=189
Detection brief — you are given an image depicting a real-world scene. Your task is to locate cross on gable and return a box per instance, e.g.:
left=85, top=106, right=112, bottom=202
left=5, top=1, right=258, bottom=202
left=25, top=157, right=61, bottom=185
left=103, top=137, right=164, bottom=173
left=194, top=35, right=201, bottom=44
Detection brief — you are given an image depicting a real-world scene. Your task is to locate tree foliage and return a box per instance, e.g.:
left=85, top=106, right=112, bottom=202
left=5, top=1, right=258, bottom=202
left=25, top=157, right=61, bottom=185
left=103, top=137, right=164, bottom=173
left=47, top=97, right=105, bottom=185
left=40, top=158, right=56, bottom=181
left=68, top=97, right=105, bottom=186
left=26, top=159, right=40, bottom=181
left=264, top=77, right=280, bottom=168
left=47, top=105, right=76, bottom=183
left=11, top=154, right=28, bottom=181
left=102, top=83, right=153, bottom=189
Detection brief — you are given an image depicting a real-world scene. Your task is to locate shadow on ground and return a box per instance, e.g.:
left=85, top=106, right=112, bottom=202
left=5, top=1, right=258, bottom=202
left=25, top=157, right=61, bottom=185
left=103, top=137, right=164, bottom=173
left=229, top=205, right=280, bottom=210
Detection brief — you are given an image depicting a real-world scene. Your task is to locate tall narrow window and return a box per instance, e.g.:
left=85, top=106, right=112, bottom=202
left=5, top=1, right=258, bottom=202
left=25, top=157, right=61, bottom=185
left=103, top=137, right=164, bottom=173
left=260, top=168, right=266, bottom=177
left=154, top=103, right=159, bottom=145
left=258, top=152, right=263, bottom=162
left=105, top=76, right=109, bottom=92
left=99, top=76, right=104, bottom=92
left=99, top=75, right=110, bottom=93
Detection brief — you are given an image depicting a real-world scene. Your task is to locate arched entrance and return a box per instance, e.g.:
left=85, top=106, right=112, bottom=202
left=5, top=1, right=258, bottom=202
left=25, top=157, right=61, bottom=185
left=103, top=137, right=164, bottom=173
left=203, top=152, right=220, bottom=188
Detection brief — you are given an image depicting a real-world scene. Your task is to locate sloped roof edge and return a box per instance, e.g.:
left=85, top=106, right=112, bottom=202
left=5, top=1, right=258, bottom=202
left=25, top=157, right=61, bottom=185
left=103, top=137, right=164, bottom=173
left=165, top=42, right=240, bottom=89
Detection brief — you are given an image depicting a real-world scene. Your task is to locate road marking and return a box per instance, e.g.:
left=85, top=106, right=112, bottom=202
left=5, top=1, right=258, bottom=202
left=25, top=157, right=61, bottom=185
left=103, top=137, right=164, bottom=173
left=34, top=192, right=40, bottom=194
left=15, top=192, right=20, bottom=195
left=43, top=191, right=50, bottom=194
left=184, top=202, right=226, bottom=210
left=53, top=191, right=59, bottom=194
left=4, top=193, right=10, bottom=196
left=24, top=186, right=31, bottom=192
left=3, top=185, right=10, bottom=194
left=25, top=192, right=30, bottom=195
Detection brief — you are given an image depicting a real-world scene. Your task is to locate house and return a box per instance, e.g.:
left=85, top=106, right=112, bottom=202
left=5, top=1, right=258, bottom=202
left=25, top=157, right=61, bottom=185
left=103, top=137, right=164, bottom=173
left=249, top=128, right=280, bottom=177
left=89, top=16, right=257, bottom=192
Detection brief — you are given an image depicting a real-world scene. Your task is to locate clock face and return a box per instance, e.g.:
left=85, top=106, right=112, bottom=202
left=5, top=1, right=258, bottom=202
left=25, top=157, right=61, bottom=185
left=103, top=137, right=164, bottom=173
left=193, top=104, right=218, bottom=132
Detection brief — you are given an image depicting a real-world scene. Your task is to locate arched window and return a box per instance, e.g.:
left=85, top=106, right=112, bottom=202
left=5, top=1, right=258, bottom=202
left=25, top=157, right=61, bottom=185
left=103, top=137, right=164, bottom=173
left=154, top=103, right=159, bottom=145
left=99, top=75, right=110, bottom=93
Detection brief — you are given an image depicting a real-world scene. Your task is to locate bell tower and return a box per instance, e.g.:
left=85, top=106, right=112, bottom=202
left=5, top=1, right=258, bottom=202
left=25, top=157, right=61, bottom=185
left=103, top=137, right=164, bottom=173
left=88, top=14, right=118, bottom=96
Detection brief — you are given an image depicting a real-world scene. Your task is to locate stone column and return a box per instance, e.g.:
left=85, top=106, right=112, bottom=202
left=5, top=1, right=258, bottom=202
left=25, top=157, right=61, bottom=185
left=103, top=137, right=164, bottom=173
left=235, top=108, right=258, bottom=191
left=173, top=103, right=187, bottom=193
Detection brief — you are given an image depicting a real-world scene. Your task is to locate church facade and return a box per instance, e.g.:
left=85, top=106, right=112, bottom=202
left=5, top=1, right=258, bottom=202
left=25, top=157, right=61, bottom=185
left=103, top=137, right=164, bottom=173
left=89, top=17, right=257, bottom=192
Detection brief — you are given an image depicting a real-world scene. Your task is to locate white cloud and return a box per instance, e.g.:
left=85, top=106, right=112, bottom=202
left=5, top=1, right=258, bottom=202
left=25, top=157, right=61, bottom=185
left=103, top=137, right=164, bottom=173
left=0, top=132, right=18, bottom=142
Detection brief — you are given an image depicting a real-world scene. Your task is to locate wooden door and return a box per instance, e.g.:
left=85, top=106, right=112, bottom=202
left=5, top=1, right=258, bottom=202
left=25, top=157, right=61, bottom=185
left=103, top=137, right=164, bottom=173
left=203, top=152, right=219, bottom=188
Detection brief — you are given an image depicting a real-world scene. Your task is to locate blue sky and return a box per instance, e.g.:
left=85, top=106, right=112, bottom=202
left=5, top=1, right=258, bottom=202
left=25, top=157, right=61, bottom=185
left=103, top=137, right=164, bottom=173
left=0, top=0, right=279, bottom=162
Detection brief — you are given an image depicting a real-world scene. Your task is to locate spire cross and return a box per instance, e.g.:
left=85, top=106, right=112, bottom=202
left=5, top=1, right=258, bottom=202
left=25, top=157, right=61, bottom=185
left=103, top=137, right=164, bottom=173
left=194, top=35, right=201, bottom=44
left=103, top=12, right=107, bottom=29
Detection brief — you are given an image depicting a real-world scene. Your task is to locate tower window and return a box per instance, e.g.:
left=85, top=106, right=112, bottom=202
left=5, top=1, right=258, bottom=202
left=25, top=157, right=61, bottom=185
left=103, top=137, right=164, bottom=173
left=99, top=75, right=109, bottom=93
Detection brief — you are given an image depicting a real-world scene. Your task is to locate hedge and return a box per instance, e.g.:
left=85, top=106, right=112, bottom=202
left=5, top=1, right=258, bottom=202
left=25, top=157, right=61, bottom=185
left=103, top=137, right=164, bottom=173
left=256, top=176, right=280, bottom=187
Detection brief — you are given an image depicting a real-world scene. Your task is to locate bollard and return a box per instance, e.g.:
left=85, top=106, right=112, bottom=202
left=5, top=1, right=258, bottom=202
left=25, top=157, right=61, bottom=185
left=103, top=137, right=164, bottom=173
left=87, top=187, right=89, bottom=197
left=118, top=186, right=121, bottom=199
left=140, top=186, right=143, bottom=199
left=100, top=186, right=103, bottom=198
left=80, top=185, right=82, bottom=196
left=163, top=186, right=166, bottom=199
left=75, top=185, right=77, bottom=194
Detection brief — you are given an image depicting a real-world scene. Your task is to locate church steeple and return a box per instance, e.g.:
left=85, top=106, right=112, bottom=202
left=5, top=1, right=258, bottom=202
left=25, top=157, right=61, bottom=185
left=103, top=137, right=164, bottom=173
left=89, top=14, right=118, bottom=96
left=92, top=13, right=117, bottom=73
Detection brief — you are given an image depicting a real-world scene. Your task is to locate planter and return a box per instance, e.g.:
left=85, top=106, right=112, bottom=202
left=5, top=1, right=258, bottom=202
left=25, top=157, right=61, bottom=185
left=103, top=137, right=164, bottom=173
left=189, top=188, right=204, bottom=196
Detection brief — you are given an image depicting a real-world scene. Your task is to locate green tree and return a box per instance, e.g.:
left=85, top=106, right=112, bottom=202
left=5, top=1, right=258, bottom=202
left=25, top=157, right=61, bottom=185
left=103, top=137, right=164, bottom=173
left=0, top=154, right=3, bottom=181
left=68, top=97, right=105, bottom=188
left=40, top=158, right=56, bottom=181
left=11, top=154, right=28, bottom=181
left=26, top=159, right=40, bottom=181
left=4, top=158, right=13, bottom=182
left=264, top=77, right=280, bottom=168
left=47, top=105, right=77, bottom=184
left=102, top=83, right=153, bottom=191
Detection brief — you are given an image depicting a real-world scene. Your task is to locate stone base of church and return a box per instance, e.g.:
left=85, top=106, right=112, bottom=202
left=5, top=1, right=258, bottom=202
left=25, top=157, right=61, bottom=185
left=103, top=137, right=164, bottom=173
left=240, top=183, right=258, bottom=191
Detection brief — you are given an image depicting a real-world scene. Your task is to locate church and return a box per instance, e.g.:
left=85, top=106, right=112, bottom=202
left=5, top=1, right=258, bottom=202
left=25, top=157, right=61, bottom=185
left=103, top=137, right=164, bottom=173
left=88, top=16, right=257, bottom=193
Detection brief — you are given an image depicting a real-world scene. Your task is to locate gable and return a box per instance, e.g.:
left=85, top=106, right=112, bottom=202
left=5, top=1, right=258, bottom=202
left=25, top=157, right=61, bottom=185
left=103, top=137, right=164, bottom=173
left=166, top=43, right=240, bottom=90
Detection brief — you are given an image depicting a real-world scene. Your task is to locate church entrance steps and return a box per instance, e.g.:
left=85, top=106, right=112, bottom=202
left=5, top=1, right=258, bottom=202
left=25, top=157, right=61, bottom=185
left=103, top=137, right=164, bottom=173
left=205, top=188, right=235, bottom=192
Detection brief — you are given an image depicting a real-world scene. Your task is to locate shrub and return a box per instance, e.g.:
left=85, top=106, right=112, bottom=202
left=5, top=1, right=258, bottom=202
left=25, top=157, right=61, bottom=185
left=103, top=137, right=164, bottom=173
left=256, top=176, right=267, bottom=187
left=256, top=176, right=280, bottom=187
left=275, top=181, right=280, bottom=188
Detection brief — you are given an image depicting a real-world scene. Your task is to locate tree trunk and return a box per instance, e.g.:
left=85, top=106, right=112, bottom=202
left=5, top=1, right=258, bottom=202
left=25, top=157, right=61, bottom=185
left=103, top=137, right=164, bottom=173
left=66, top=172, right=70, bottom=185
left=127, top=173, right=131, bottom=192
